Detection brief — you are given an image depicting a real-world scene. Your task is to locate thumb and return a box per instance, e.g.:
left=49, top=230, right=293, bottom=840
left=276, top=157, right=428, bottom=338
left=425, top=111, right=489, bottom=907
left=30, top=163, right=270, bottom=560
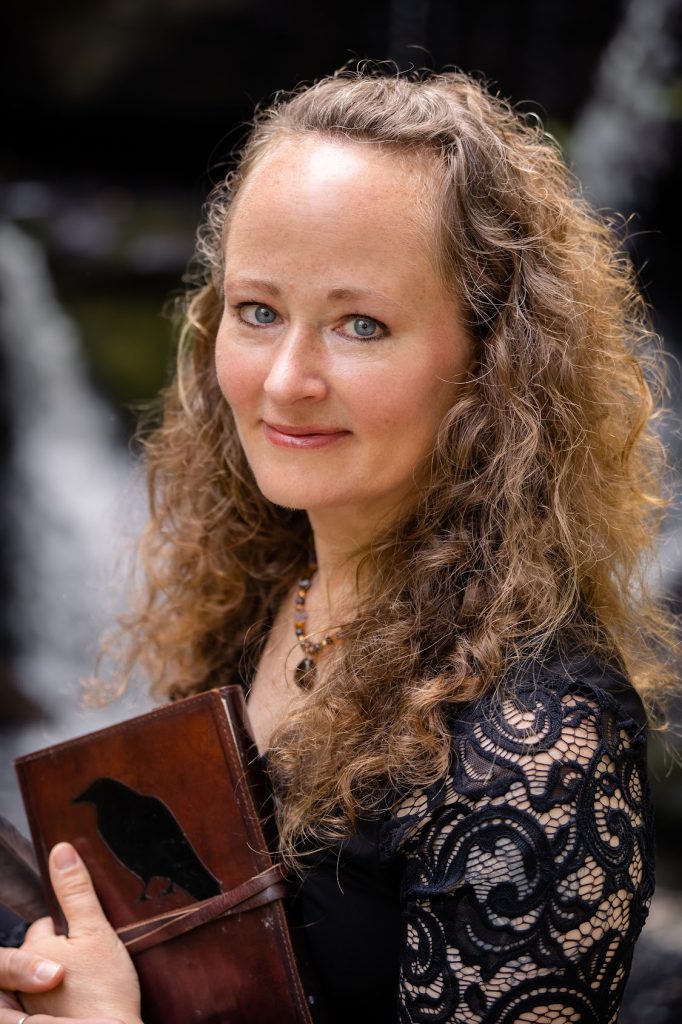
left=49, top=842, right=110, bottom=936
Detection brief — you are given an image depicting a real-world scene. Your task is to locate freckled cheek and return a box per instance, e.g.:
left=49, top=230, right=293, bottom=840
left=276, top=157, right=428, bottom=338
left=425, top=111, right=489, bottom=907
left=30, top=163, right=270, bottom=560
left=361, top=380, right=456, bottom=484
left=214, top=345, right=265, bottom=414
left=357, top=373, right=448, bottom=441
left=355, top=387, right=423, bottom=457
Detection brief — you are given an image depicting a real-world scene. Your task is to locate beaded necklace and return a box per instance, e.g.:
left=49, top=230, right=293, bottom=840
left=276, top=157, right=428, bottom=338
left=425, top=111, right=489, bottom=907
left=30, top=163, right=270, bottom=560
left=293, top=565, right=344, bottom=689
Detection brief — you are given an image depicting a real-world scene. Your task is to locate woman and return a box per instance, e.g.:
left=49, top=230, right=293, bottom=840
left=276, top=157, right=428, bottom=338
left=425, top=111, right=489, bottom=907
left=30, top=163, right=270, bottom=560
left=0, top=68, right=677, bottom=1024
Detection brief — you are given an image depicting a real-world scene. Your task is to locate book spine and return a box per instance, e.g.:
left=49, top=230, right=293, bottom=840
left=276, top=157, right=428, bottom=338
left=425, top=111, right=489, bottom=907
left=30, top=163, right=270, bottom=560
left=15, top=757, right=67, bottom=933
left=213, top=688, right=314, bottom=1024
left=214, top=688, right=272, bottom=870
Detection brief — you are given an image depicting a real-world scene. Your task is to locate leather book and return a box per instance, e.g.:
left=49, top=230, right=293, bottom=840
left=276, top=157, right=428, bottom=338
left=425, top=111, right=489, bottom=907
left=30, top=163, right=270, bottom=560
left=15, top=686, right=314, bottom=1024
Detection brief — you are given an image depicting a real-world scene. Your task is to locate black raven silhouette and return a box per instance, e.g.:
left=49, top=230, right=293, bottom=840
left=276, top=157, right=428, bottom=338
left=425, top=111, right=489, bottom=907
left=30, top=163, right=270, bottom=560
left=73, top=777, right=221, bottom=902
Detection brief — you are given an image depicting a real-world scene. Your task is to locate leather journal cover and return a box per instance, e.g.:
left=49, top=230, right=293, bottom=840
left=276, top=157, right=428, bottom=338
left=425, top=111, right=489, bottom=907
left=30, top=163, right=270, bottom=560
left=15, top=686, right=313, bottom=1024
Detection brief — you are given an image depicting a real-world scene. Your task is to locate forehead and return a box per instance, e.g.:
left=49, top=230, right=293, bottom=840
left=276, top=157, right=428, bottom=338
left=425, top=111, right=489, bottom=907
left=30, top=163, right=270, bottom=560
left=241, top=134, right=430, bottom=192
left=224, top=136, right=439, bottom=267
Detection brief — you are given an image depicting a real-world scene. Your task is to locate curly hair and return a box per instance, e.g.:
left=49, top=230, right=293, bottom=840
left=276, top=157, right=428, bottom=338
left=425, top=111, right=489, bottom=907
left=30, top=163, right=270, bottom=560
left=111, top=68, right=680, bottom=865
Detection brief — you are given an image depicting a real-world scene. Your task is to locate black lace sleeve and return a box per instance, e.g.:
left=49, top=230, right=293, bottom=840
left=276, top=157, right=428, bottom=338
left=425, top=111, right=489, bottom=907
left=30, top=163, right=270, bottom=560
left=379, top=656, right=655, bottom=1024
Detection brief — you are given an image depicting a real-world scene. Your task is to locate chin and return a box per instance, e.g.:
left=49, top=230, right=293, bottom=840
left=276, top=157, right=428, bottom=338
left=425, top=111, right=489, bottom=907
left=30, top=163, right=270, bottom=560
left=248, top=461, right=336, bottom=507
left=255, top=479, right=351, bottom=513
left=266, top=494, right=309, bottom=512
left=252, top=477, right=316, bottom=509
left=265, top=492, right=345, bottom=513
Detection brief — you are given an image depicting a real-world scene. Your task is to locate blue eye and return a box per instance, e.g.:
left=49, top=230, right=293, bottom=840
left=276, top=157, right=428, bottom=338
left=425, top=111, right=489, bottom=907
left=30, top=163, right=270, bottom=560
left=239, top=303, right=277, bottom=326
left=348, top=316, right=384, bottom=340
left=253, top=305, right=276, bottom=324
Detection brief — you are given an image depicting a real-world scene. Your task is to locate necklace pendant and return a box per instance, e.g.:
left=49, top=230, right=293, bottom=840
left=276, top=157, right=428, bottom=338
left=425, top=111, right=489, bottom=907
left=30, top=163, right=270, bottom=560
left=295, top=657, right=316, bottom=690
left=293, top=563, right=343, bottom=690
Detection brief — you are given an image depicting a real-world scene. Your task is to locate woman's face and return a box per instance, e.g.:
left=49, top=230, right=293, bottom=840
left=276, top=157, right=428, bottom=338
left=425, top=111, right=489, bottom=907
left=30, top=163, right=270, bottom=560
left=215, top=137, right=473, bottom=527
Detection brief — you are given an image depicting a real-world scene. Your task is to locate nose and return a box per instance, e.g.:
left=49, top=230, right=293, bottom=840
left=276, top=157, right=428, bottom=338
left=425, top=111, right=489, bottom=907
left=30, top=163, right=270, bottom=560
left=263, top=323, right=328, bottom=405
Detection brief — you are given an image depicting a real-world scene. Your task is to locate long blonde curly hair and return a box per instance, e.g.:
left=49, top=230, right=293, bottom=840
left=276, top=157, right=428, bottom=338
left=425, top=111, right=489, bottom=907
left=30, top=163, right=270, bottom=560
left=112, top=68, right=680, bottom=863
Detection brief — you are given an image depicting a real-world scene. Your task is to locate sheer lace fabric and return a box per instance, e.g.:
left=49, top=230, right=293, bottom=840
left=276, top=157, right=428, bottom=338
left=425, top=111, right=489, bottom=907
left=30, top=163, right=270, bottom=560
left=379, top=660, right=654, bottom=1024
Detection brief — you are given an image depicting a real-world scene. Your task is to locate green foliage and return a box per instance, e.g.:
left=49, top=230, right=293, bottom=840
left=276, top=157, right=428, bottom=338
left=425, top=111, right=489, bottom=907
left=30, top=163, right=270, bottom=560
left=64, top=291, right=176, bottom=414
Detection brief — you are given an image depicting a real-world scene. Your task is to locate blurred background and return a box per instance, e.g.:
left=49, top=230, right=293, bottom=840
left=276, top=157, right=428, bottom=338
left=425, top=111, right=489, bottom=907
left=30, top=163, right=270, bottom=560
left=1, top=0, right=682, bottom=1016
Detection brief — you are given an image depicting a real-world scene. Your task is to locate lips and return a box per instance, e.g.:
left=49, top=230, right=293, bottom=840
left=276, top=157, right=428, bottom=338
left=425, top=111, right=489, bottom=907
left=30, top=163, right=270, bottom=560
left=266, top=421, right=345, bottom=436
left=263, top=421, right=351, bottom=450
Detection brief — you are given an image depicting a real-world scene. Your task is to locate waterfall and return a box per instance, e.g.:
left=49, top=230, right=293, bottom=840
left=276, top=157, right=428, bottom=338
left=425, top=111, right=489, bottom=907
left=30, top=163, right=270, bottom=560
left=0, top=222, right=150, bottom=831
left=570, top=0, right=679, bottom=213
left=570, top=0, right=682, bottom=597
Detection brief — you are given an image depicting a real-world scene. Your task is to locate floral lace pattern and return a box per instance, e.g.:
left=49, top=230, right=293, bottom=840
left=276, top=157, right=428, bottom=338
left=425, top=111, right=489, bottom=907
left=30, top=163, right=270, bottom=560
left=379, top=655, right=654, bottom=1023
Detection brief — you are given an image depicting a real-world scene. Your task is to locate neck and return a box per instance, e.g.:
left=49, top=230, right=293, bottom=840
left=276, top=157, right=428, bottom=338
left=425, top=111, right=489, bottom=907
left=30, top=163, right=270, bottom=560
left=304, top=509, right=376, bottom=627
left=302, top=489, right=414, bottom=630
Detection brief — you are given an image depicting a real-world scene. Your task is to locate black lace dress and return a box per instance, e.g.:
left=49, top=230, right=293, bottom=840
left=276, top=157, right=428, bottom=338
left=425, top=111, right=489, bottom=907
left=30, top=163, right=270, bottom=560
left=0, top=648, right=654, bottom=1023
left=288, top=649, right=655, bottom=1024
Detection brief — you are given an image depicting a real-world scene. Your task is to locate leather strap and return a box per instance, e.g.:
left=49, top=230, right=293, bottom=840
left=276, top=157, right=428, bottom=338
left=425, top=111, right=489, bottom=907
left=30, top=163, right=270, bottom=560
left=117, top=863, right=290, bottom=955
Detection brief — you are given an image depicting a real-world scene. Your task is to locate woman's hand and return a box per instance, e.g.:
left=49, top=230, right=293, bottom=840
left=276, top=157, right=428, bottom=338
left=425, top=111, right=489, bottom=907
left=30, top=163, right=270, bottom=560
left=0, top=945, right=66, bottom=1022
left=0, top=842, right=142, bottom=1024
left=0, top=947, right=124, bottom=1024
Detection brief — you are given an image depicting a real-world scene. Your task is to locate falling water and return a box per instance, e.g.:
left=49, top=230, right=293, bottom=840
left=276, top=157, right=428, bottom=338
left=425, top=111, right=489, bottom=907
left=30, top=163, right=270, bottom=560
left=570, top=0, right=682, bottom=997
left=570, top=0, right=680, bottom=213
left=0, top=222, right=150, bottom=832
left=571, top=0, right=682, bottom=597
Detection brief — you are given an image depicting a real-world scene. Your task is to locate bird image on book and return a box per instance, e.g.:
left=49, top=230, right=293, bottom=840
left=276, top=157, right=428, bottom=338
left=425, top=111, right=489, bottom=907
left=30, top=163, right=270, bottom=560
left=73, top=777, right=222, bottom=902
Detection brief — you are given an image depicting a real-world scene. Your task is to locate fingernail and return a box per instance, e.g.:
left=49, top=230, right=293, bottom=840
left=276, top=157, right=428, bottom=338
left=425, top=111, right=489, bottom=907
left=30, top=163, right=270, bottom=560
left=53, top=842, right=79, bottom=871
left=33, top=958, right=62, bottom=982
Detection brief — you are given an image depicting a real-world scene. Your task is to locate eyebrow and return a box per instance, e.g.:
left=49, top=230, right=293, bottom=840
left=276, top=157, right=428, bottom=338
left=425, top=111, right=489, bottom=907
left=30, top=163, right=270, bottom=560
left=327, top=286, right=389, bottom=304
left=224, top=277, right=404, bottom=309
left=224, top=277, right=281, bottom=296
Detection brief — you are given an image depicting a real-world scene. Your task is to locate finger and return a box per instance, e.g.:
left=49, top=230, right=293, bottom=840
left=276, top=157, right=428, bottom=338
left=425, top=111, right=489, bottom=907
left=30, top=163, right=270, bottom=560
left=0, top=947, right=63, bottom=991
left=48, top=844, right=109, bottom=936
left=24, top=917, right=56, bottom=940
left=0, top=993, right=21, bottom=1010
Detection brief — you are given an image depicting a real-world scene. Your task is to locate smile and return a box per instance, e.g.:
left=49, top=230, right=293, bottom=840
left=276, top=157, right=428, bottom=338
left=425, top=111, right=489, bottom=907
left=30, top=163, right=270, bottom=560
left=263, top=422, right=351, bottom=450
